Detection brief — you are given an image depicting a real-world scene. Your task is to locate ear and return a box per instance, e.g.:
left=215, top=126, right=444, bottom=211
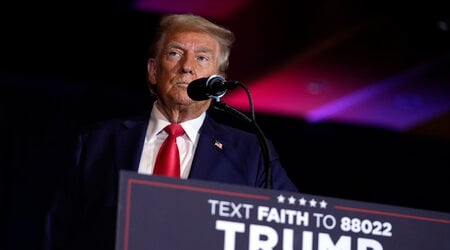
left=147, top=58, right=157, bottom=85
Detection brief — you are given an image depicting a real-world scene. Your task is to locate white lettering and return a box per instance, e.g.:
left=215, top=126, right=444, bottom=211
left=249, top=224, right=278, bottom=250
left=215, top=220, right=245, bottom=250
left=357, top=238, right=383, bottom=250
left=318, top=233, right=351, bottom=250
left=283, top=228, right=294, bottom=250
left=208, top=199, right=254, bottom=219
left=257, top=206, right=309, bottom=226
left=302, top=231, right=313, bottom=250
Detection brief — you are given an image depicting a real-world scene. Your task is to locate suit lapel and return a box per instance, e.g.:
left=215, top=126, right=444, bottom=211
left=189, top=115, right=230, bottom=179
left=115, top=117, right=148, bottom=172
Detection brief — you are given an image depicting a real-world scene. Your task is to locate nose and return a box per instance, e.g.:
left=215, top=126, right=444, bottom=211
left=179, top=54, right=195, bottom=74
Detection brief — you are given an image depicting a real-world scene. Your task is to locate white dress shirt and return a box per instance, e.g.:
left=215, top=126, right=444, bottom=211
left=137, top=101, right=205, bottom=179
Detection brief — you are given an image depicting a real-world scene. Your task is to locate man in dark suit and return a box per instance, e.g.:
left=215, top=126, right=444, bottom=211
left=44, top=13, right=298, bottom=250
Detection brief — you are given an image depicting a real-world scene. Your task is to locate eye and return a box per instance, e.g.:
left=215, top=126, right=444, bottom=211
left=196, top=55, right=209, bottom=63
left=168, top=51, right=181, bottom=58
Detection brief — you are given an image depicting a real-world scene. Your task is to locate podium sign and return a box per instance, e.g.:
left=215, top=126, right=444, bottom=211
left=116, top=170, right=450, bottom=250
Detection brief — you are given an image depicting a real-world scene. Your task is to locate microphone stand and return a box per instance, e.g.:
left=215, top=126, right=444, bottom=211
left=210, top=83, right=273, bottom=189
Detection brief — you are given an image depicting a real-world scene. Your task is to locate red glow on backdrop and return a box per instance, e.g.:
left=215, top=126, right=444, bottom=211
left=130, top=0, right=450, bottom=136
left=223, top=58, right=450, bottom=132
left=132, top=0, right=253, bottom=20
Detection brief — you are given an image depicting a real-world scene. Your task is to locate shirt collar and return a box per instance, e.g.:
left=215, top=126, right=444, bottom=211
left=149, top=101, right=206, bottom=142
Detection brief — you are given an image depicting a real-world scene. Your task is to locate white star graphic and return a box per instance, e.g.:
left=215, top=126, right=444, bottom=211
left=298, top=197, right=307, bottom=206
left=288, top=196, right=296, bottom=204
left=319, top=200, right=328, bottom=208
left=277, top=194, right=286, bottom=203
left=309, top=199, right=317, bottom=207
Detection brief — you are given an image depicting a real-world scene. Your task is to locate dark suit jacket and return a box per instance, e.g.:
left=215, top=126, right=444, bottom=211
left=44, top=110, right=298, bottom=250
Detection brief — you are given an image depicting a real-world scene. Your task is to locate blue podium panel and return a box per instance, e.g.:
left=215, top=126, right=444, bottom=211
left=116, top=170, right=450, bottom=250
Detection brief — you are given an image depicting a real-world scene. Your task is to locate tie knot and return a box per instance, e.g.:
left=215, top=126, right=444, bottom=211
left=164, top=124, right=185, bottom=137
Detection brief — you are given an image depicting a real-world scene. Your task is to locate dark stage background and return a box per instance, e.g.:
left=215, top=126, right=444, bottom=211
left=1, top=0, right=449, bottom=249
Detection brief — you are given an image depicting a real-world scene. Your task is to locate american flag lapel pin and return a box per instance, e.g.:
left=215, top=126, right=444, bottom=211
left=214, top=140, right=223, bottom=150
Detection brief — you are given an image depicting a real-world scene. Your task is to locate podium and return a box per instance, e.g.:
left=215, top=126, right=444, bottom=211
left=116, top=170, right=450, bottom=250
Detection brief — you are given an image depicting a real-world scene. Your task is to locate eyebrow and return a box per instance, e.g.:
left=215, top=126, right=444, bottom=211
left=166, top=41, right=214, bottom=55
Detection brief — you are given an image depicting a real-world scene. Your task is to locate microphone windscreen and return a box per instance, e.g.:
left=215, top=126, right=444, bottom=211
left=187, top=77, right=210, bottom=101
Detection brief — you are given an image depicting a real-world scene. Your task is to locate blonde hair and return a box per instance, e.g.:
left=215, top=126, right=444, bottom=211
left=149, top=13, right=235, bottom=77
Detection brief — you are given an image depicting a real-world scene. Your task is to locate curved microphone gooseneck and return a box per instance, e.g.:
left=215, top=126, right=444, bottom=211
left=209, top=80, right=273, bottom=190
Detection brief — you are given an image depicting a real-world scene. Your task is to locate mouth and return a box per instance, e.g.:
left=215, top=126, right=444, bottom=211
left=176, top=79, right=190, bottom=87
left=177, top=82, right=188, bottom=88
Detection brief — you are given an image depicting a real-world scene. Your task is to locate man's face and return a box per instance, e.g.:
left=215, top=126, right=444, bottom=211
left=148, top=31, right=220, bottom=106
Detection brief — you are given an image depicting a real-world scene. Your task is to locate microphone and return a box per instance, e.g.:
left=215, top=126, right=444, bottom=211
left=187, top=75, right=238, bottom=101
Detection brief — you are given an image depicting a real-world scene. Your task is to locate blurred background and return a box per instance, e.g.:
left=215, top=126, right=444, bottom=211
left=1, top=0, right=449, bottom=249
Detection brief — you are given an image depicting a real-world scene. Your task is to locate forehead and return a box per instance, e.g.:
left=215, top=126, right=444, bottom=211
left=164, top=31, right=220, bottom=52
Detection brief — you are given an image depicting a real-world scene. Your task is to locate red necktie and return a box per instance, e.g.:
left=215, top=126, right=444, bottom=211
left=153, top=124, right=185, bottom=177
